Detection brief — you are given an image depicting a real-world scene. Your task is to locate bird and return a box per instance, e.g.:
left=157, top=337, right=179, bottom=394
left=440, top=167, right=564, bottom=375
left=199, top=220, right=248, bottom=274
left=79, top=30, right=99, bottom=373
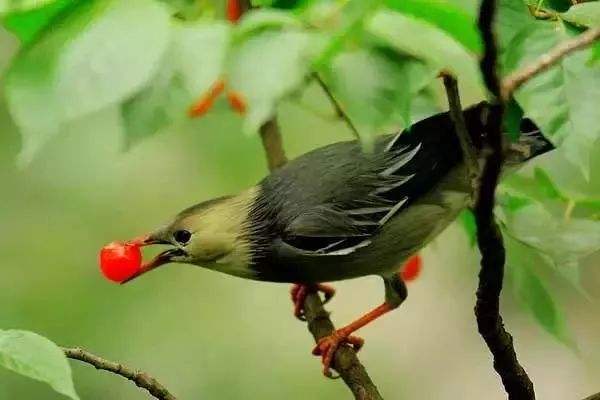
left=123, top=101, right=553, bottom=376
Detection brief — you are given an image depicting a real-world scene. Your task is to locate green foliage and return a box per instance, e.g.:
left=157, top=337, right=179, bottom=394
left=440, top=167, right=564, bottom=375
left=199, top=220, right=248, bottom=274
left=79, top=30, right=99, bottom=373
left=504, top=21, right=600, bottom=179
left=506, top=238, right=574, bottom=346
left=0, top=330, right=79, bottom=400
left=383, top=0, right=482, bottom=53
left=561, top=2, right=600, bottom=28
left=4, top=0, right=170, bottom=165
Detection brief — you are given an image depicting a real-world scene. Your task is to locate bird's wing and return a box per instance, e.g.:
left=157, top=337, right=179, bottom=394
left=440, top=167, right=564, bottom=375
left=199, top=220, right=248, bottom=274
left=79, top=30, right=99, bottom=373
left=281, top=141, right=422, bottom=256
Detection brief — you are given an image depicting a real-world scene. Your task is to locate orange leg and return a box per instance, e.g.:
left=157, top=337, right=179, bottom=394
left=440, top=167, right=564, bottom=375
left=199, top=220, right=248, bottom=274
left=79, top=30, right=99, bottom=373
left=290, top=283, right=336, bottom=321
left=312, top=273, right=407, bottom=377
left=312, top=303, right=394, bottom=377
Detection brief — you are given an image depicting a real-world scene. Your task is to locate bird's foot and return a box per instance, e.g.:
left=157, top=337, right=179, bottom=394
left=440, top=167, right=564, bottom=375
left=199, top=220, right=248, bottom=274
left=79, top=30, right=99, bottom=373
left=290, top=283, right=336, bottom=321
left=312, top=330, right=364, bottom=378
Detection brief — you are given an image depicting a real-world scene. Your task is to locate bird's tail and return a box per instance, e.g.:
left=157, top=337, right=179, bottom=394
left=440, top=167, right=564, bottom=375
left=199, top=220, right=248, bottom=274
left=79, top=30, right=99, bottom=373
left=504, top=117, right=554, bottom=166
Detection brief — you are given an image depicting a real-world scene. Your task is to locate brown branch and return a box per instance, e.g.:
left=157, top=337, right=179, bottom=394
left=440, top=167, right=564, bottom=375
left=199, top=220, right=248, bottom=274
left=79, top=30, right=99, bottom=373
left=63, top=347, right=175, bottom=400
left=474, top=0, right=536, bottom=399
left=313, top=73, right=361, bottom=138
left=502, top=27, right=600, bottom=101
left=259, top=118, right=288, bottom=170
left=441, top=72, right=479, bottom=196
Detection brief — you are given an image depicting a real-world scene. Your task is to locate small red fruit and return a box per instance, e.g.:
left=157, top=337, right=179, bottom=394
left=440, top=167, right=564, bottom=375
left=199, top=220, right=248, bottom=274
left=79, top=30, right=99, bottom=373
left=99, top=241, right=142, bottom=283
left=400, top=254, right=422, bottom=282
left=226, top=0, right=242, bottom=23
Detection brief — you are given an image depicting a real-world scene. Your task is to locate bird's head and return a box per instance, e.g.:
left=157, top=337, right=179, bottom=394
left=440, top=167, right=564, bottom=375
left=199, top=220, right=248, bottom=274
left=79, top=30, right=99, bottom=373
left=122, top=191, right=257, bottom=283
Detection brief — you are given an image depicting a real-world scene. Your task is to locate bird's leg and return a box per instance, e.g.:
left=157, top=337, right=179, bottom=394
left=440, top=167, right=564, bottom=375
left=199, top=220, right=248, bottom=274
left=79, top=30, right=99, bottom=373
left=290, top=283, right=336, bottom=321
left=312, top=274, right=407, bottom=377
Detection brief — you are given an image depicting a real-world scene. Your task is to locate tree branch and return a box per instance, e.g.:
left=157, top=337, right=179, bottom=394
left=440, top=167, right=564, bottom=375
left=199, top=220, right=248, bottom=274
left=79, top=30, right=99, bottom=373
left=313, top=73, right=361, bottom=139
left=259, top=118, right=288, bottom=170
left=441, top=72, right=479, bottom=195
left=502, top=27, right=600, bottom=100
left=257, top=116, right=383, bottom=399
left=472, top=1, right=536, bottom=399
left=63, top=347, right=176, bottom=400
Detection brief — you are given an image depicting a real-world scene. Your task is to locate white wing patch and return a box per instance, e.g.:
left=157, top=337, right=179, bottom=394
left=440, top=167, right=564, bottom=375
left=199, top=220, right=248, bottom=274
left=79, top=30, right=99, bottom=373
left=381, top=143, right=421, bottom=176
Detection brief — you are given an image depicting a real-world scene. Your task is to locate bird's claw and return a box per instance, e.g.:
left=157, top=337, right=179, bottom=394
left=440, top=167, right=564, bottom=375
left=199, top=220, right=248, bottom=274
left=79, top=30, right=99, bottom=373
left=312, top=331, right=364, bottom=378
left=290, top=283, right=336, bottom=321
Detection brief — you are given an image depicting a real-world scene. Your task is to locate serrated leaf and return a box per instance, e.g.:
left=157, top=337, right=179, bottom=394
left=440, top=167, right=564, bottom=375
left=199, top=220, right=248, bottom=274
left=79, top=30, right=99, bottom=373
left=4, top=0, right=170, bottom=165
left=367, top=10, right=480, bottom=79
left=0, top=330, right=79, bottom=400
left=383, top=0, right=481, bottom=53
left=504, top=21, right=600, bottom=180
left=561, top=2, right=600, bottom=28
left=2, top=0, right=74, bottom=45
left=322, top=47, right=435, bottom=140
left=227, top=30, right=317, bottom=133
left=506, top=238, right=575, bottom=346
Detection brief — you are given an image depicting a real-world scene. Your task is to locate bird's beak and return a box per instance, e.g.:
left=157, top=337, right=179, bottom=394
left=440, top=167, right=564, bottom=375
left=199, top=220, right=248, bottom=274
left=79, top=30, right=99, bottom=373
left=120, top=234, right=184, bottom=284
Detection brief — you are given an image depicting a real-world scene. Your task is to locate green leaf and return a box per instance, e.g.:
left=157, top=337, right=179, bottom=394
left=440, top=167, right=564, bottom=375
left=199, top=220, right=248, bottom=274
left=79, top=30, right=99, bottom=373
left=234, top=9, right=301, bottom=38
left=545, top=0, right=572, bottom=13
left=227, top=30, right=318, bottom=133
left=502, top=199, right=599, bottom=296
left=175, top=22, right=230, bottom=95
left=367, top=10, right=480, bottom=79
left=533, top=167, right=564, bottom=200
left=590, top=42, right=600, bottom=65
left=2, top=0, right=75, bottom=45
left=0, top=330, right=79, bottom=400
left=506, top=238, right=574, bottom=346
left=122, top=21, right=229, bottom=145
left=561, top=2, right=600, bottom=27
left=497, top=0, right=535, bottom=51
left=459, top=209, right=476, bottom=247
left=505, top=21, right=600, bottom=179
left=383, top=0, right=481, bottom=53
left=322, top=47, right=435, bottom=140
left=4, top=0, right=170, bottom=165
left=0, top=0, right=57, bottom=15
left=503, top=98, right=524, bottom=142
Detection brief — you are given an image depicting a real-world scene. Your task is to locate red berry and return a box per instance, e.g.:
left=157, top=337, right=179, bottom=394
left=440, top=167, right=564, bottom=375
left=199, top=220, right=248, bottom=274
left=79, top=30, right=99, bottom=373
left=99, top=241, right=142, bottom=283
left=226, top=0, right=242, bottom=23
left=400, top=254, right=422, bottom=282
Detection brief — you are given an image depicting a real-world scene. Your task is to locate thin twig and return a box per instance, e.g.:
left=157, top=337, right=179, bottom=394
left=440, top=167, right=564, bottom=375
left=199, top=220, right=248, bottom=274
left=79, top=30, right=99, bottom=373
left=502, top=27, right=600, bottom=100
left=259, top=118, right=288, bottom=170
left=63, top=347, right=176, bottom=400
left=441, top=72, right=479, bottom=197
left=475, top=0, right=536, bottom=399
left=313, top=73, right=361, bottom=138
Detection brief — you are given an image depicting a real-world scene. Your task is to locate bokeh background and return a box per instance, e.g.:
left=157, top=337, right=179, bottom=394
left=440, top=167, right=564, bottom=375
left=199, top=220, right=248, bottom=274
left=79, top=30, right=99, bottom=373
left=1, top=3, right=600, bottom=399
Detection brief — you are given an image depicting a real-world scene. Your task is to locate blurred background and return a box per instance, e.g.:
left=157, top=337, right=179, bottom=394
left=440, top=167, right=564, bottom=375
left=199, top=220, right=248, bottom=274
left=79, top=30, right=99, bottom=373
left=1, top=1, right=600, bottom=399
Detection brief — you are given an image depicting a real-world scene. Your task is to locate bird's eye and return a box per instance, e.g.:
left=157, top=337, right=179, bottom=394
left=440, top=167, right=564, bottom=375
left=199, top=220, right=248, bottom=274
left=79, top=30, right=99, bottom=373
left=173, top=230, right=191, bottom=244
